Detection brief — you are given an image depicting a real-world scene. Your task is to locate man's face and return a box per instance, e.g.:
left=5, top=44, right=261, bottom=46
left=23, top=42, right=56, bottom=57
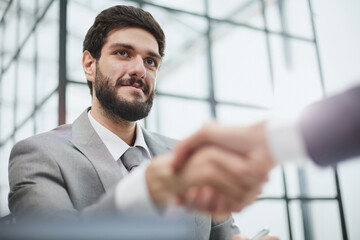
left=94, top=27, right=161, bottom=121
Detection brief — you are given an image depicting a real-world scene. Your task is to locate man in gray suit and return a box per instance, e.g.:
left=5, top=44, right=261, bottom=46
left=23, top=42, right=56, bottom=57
left=173, top=84, right=360, bottom=213
left=8, top=5, right=252, bottom=240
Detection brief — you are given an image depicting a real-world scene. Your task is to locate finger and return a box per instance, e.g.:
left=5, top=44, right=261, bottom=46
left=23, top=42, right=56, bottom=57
left=183, top=187, right=200, bottom=211
left=172, top=121, right=217, bottom=169
left=174, top=196, right=184, bottom=206
left=176, top=145, right=264, bottom=212
left=212, top=152, right=263, bottom=190
left=200, top=148, right=262, bottom=204
left=173, top=121, right=247, bottom=169
left=194, top=186, right=217, bottom=212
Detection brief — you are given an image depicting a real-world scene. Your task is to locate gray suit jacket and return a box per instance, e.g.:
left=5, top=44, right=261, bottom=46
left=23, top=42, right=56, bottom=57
left=8, top=109, right=239, bottom=239
left=299, top=84, right=360, bottom=166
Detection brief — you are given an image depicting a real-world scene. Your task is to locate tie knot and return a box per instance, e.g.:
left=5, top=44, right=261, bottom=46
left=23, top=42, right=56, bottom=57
left=120, top=146, right=143, bottom=172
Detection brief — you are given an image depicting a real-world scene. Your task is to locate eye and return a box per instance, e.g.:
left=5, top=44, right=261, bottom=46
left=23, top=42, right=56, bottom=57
left=116, top=50, right=128, bottom=57
left=145, top=58, right=156, bottom=67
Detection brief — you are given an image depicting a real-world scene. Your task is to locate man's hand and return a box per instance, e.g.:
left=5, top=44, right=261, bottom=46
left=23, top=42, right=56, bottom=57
left=172, top=121, right=276, bottom=214
left=145, top=139, right=273, bottom=216
left=173, top=121, right=274, bottom=171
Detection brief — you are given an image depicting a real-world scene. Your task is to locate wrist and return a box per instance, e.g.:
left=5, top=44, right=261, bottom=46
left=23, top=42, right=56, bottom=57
left=248, top=121, right=276, bottom=170
left=146, top=153, right=177, bottom=207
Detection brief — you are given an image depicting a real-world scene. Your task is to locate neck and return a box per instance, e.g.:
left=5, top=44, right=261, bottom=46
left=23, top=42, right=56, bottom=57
left=90, top=101, right=137, bottom=146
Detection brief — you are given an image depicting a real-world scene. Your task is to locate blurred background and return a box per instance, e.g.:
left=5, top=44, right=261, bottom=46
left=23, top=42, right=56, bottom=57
left=0, top=0, right=359, bottom=239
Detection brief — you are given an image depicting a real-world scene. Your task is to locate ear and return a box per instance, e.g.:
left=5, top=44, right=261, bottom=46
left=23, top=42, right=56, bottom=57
left=82, top=50, right=96, bottom=83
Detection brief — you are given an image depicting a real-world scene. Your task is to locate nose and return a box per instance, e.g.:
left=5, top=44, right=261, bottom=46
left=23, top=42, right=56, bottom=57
left=128, top=55, right=146, bottom=79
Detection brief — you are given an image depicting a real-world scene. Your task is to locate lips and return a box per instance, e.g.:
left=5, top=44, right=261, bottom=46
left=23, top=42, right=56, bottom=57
left=123, top=82, right=142, bottom=90
left=116, top=78, right=150, bottom=95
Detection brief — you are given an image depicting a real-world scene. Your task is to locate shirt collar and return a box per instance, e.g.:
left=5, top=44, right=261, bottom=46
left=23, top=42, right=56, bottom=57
left=87, top=111, right=152, bottom=161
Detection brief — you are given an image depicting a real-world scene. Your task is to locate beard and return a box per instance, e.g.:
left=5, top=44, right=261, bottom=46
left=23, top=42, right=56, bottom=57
left=94, top=66, right=155, bottom=122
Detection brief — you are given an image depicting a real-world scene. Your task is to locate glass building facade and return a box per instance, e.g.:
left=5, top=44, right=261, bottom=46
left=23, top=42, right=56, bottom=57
left=1, top=0, right=360, bottom=239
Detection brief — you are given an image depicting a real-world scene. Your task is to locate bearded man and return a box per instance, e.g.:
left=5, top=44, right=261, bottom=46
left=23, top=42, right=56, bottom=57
left=8, top=5, right=247, bottom=240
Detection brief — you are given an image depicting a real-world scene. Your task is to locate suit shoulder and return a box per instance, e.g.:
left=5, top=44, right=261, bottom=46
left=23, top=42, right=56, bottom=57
left=148, top=131, right=177, bottom=143
left=142, top=129, right=178, bottom=151
left=11, top=124, right=72, bottom=153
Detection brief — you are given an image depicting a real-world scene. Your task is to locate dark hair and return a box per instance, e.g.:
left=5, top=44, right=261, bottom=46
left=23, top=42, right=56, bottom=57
left=83, top=5, right=166, bottom=95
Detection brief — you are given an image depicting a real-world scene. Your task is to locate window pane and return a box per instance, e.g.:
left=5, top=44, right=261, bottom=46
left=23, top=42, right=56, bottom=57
left=146, top=96, right=210, bottom=139
left=270, top=35, right=323, bottom=114
left=0, top=64, right=16, bottom=140
left=289, top=200, right=305, bottom=240
left=261, top=165, right=284, bottom=197
left=157, top=38, right=208, bottom=98
left=35, top=92, right=58, bottom=134
left=217, top=104, right=270, bottom=125
left=210, top=0, right=264, bottom=28
left=339, top=158, right=360, bottom=240
left=14, top=118, right=34, bottom=143
left=265, top=0, right=313, bottom=39
left=16, top=36, right=35, bottom=126
left=312, top=0, right=360, bottom=93
left=310, top=201, right=342, bottom=240
left=36, top=2, right=58, bottom=104
left=146, top=0, right=204, bottom=15
left=233, top=200, right=289, bottom=239
left=66, top=83, right=91, bottom=123
left=290, top=200, right=342, bottom=240
left=213, top=26, right=272, bottom=107
left=145, top=7, right=209, bottom=98
left=0, top=141, right=12, bottom=216
left=2, top=1, right=17, bottom=68
left=19, top=0, right=38, bottom=45
left=285, top=162, right=336, bottom=198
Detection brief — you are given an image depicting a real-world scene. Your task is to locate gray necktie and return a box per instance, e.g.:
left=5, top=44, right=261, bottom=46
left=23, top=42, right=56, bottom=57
left=119, top=146, right=143, bottom=172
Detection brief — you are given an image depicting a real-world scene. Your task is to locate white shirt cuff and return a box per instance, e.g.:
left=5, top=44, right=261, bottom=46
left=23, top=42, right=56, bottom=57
left=114, top=162, right=160, bottom=216
left=265, top=116, right=309, bottom=166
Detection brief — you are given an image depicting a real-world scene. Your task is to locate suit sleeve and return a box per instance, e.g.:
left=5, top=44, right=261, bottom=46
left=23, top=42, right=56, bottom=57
left=8, top=138, right=119, bottom=220
left=9, top=139, right=78, bottom=220
left=209, top=215, right=240, bottom=240
left=299, top=85, right=360, bottom=166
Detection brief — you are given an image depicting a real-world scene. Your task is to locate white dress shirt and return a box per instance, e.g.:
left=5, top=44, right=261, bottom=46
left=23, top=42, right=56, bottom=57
left=88, top=111, right=159, bottom=215
left=265, top=114, right=309, bottom=166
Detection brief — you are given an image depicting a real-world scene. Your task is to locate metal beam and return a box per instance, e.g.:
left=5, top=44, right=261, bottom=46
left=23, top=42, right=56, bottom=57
left=58, top=0, right=67, bottom=125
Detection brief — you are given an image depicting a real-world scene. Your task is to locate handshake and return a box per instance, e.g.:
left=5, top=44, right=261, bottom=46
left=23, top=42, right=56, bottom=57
left=146, top=120, right=276, bottom=218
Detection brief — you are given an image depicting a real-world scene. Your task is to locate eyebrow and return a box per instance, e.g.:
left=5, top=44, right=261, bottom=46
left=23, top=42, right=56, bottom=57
left=109, top=43, right=162, bottom=60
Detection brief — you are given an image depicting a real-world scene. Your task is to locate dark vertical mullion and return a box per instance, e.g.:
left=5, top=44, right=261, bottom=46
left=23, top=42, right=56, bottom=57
left=334, top=167, right=348, bottom=240
left=0, top=1, right=5, bottom=217
left=306, top=0, right=348, bottom=239
left=13, top=0, right=20, bottom=142
left=204, top=0, right=216, bottom=118
left=0, top=0, right=13, bottom=25
left=298, top=169, right=313, bottom=240
left=33, top=0, right=39, bottom=134
left=58, top=0, right=67, bottom=125
left=281, top=165, right=293, bottom=240
left=307, top=0, right=325, bottom=95
left=138, top=1, right=146, bottom=129
left=277, top=0, right=292, bottom=68
left=259, top=0, right=275, bottom=94
left=261, top=0, right=292, bottom=238
left=0, top=6, right=5, bottom=142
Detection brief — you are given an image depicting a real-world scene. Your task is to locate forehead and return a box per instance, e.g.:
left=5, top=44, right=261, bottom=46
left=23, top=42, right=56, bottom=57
left=103, top=27, right=159, bottom=54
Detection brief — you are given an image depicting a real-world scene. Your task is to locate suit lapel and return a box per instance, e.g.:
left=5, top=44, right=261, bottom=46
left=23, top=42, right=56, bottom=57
left=69, top=110, right=174, bottom=196
left=70, top=110, right=201, bottom=238
left=141, top=127, right=174, bottom=157
left=70, top=108, right=124, bottom=193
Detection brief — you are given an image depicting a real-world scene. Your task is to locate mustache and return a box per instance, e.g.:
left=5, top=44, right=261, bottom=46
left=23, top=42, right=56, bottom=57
left=115, top=78, right=150, bottom=95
